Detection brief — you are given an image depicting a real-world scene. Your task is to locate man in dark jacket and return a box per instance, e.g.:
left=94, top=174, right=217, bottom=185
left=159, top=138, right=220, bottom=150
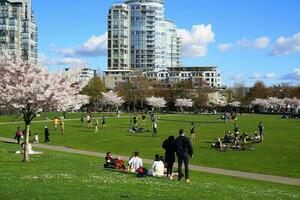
left=175, top=129, right=193, bottom=183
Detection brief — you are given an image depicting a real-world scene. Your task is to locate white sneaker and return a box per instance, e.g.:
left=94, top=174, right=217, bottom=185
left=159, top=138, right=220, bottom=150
left=169, top=176, right=173, bottom=180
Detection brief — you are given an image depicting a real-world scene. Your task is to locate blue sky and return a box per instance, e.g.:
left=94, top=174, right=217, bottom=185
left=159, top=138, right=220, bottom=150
left=32, top=0, right=300, bottom=86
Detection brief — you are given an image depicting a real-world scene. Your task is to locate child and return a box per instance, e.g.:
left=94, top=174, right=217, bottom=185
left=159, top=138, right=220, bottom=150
left=33, top=134, right=39, bottom=144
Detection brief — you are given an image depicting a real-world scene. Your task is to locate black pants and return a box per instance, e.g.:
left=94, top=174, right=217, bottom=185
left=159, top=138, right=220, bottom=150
left=45, top=135, right=50, bottom=143
left=166, top=162, right=174, bottom=176
left=178, top=155, right=189, bottom=180
left=152, top=128, right=157, bottom=137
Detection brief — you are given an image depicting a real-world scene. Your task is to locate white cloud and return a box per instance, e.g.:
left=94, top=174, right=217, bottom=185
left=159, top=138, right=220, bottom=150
left=218, top=43, right=232, bottom=52
left=282, top=68, right=300, bottom=81
left=253, top=37, right=271, bottom=49
left=236, top=36, right=270, bottom=49
left=55, top=58, right=88, bottom=66
left=265, top=72, right=276, bottom=79
left=250, top=72, right=276, bottom=80
left=218, top=36, right=270, bottom=52
left=56, top=33, right=107, bottom=57
left=177, top=24, right=215, bottom=57
left=271, top=32, right=300, bottom=56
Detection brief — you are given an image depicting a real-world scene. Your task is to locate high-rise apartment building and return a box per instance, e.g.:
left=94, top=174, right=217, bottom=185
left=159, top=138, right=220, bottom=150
left=104, top=0, right=222, bottom=90
left=0, top=0, right=37, bottom=64
left=107, top=0, right=180, bottom=72
left=108, top=3, right=131, bottom=71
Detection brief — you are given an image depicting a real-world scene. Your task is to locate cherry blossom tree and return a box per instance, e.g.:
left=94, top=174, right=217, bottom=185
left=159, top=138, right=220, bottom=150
left=175, top=98, right=193, bottom=112
left=0, top=51, right=89, bottom=161
left=101, top=90, right=125, bottom=110
left=146, top=96, right=166, bottom=111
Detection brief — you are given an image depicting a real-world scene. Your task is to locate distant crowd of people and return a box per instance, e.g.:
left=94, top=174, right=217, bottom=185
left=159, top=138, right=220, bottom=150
left=212, top=122, right=265, bottom=151
left=104, top=129, right=193, bottom=183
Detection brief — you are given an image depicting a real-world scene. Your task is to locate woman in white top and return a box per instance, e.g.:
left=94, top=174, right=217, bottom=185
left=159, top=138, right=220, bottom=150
left=147, top=154, right=164, bottom=177
left=128, top=152, right=143, bottom=172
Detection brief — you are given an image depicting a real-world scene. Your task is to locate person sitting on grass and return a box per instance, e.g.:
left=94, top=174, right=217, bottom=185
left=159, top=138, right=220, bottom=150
left=128, top=151, right=143, bottom=172
left=16, top=142, right=43, bottom=155
left=232, top=136, right=240, bottom=149
left=33, top=133, right=39, bottom=144
left=241, top=131, right=249, bottom=143
left=104, top=152, right=115, bottom=168
left=252, top=131, right=261, bottom=142
left=224, top=130, right=231, bottom=143
left=147, top=154, right=164, bottom=177
left=212, top=138, right=224, bottom=151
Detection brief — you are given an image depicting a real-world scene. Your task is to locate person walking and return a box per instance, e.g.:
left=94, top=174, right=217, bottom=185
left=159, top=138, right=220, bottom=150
left=258, top=122, right=264, bottom=141
left=14, top=126, right=22, bottom=144
left=102, top=115, right=106, bottom=128
left=152, top=119, right=158, bottom=137
left=175, top=129, right=193, bottom=183
left=44, top=126, right=50, bottom=143
left=162, top=136, right=175, bottom=179
left=190, top=122, right=196, bottom=142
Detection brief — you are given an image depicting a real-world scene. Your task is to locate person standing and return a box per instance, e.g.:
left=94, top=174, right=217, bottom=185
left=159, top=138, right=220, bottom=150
left=44, top=126, right=50, bottom=143
left=190, top=122, right=196, bottom=142
left=152, top=119, right=158, bottom=137
left=141, top=113, right=146, bottom=127
left=258, top=122, right=264, bottom=141
left=53, top=117, right=59, bottom=130
left=87, top=114, right=92, bottom=128
left=95, top=118, right=99, bottom=133
left=162, top=136, right=175, bottom=179
left=102, top=115, right=106, bottom=128
left=60, top=120, right=65, bottom=135
left=14, top=126, right=22, bottom=144
left=175, top=129, right=193, bottom=183
left=233, top=123, right=239, bottom=134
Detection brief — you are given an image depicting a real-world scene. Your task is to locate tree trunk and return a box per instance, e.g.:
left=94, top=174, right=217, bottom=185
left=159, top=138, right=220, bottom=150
left=23, top=124, right=30, bottom=162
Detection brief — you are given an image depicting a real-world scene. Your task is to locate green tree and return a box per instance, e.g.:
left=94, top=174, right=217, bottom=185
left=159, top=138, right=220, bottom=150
left=245, top=81, right=270, bottom=104
left=81, top=77, right=105, bottom=106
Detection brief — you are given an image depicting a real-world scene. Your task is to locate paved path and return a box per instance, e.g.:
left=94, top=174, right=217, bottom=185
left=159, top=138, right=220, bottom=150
left=1, top=136, right=299, bottom=186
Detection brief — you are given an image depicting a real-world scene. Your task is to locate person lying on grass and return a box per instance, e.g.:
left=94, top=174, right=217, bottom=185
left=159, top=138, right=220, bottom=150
left=104, top=152, right=125, bottom=170
left=15, top=142, right=43, bottom=155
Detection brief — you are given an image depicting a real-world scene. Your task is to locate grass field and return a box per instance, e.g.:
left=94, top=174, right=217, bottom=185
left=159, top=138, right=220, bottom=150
left=0, top=113, right=299, bottom=178
left=0, top=141, right=299, bottom=200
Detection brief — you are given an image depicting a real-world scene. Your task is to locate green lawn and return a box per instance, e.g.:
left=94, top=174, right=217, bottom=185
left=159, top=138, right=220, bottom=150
left=0, top=113, right=299, bottom=178
left=0, top=142, right=299, bottom=200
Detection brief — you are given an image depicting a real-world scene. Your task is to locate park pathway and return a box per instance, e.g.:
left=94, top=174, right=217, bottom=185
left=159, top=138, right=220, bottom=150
left=0, top=136, right=299, bottom=187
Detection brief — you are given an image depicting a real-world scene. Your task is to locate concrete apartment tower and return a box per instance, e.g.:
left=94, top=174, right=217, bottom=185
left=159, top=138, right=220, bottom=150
left=107, top=3, right=131, bottom=71
left=107, top=0, right=181, bottom=72
left=0, top=0, right=37, bottom=64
